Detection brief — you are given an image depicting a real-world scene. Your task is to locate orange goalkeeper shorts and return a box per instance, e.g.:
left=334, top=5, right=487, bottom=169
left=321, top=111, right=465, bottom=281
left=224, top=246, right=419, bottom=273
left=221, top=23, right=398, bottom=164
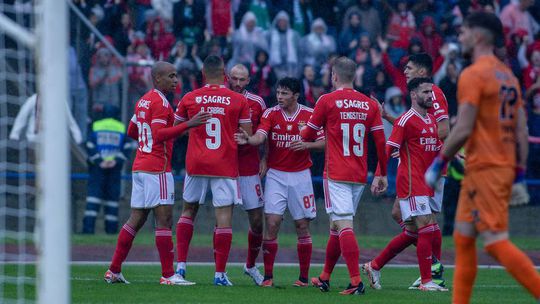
left=456, top=167, right=514, bottom=233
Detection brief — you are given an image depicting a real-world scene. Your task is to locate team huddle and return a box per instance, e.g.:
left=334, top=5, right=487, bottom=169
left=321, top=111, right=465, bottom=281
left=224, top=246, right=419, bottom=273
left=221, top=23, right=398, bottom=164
left=103, top=12, right=540, bottom=302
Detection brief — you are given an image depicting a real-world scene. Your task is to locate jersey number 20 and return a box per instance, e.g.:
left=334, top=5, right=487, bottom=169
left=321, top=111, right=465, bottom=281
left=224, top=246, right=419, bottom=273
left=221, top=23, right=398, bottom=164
left=341, top=123, right=365, bottom=157
left=136, top=121, right=152, bottom=153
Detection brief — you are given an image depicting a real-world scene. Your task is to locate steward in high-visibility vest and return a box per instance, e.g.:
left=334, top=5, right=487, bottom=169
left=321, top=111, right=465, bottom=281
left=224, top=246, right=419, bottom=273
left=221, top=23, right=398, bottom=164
left=83, top=105, right=131, bottom=234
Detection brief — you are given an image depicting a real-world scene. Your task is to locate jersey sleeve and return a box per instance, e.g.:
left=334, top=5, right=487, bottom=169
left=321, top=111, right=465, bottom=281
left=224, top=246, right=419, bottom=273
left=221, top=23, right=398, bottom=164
left=457, top=68, right=482, bottom=107
left=174, top=95, right=188, bottom=122
left=239, top=97, right=252, bottom=124
left=369, top=104, right=385, bottom=133
left=256, top=108, right=272, bottom=138
left=302, top=97, right=326, bottom=140
left=387, top=120, right=405, bottom=149
left=432, top=87, right=449, bottom=122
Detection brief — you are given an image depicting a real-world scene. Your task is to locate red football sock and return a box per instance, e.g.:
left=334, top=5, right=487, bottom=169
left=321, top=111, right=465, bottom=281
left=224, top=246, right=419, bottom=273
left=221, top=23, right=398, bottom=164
left=155, top=228, right=174, bottom=278
left=339, top=228, right=361, bottom=286
left=417, top=224, right=435, bottom=284
left=372, top=230, right=417, bottom=271
left=246, top=229, right=263, bottom=268
left=176, top=216, right=193, bottom=263
left=109, top=224, right=137, bottom=273
left=433, top=223, right=442, bottom=261
left=320, top=230, right=340, bottom=281
left=297, top=235, right=312, bottom=280
left=262, top=238, right=278, bottom=278
left=214, top=227, right=232, bottom=273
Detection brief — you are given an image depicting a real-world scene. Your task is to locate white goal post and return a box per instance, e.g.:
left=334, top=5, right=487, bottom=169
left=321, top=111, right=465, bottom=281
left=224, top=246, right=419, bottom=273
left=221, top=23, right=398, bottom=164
left=36, top=0, right=70, bottom=303
left=0, top=0, right=69, bottom=303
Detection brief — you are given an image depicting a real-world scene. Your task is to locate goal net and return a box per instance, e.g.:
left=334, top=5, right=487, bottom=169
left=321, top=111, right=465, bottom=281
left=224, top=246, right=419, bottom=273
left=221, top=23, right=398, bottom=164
left=0, top=1, right=69, bottom=303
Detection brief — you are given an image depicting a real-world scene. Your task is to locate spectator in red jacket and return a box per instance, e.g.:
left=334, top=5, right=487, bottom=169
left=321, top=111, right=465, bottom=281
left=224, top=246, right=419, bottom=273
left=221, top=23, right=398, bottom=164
left=415, top=16, right=443, bottom=63
left=145, top=18, right=175, bottom=60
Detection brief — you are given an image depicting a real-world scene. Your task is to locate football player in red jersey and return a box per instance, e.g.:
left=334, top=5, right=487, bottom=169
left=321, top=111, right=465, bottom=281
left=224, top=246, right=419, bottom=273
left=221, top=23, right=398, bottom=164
left=236, top=77, right=324, bottom=287
left=378, top=53, right=449, bottom=288
left=228, top=64, right=267, bottom=285
left=301, top=57, right=388, bottom=295
left=104, top=61, right=210, bottom=286
left=364, top=77, right=448, bottom=291
left=174, top=56, right=252, bottom=286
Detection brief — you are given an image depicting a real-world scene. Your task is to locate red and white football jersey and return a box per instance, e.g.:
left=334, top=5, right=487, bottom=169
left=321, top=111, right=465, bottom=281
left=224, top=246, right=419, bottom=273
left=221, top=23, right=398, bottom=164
left=238, top=91, right=266, bottom=176
left=388, top=108, right=439, bottom=198
left=429, top=85, right=449, bottom=124
left=132, top=89, right=175, bottom=173
left=175, top=84, right=251, bottom=178
left=304, top=88, right=385, bottom=184
left=257, top=104, right=323, bottom=172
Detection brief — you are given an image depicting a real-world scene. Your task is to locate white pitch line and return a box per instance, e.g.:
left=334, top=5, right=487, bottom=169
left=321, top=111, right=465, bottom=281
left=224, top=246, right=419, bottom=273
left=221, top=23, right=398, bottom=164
left=2, top=261, right=540, bottom=270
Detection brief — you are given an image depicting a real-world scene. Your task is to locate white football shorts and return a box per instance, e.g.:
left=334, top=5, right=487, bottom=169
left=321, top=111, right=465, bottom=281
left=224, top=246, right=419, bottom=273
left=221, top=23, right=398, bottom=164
left=399, top=196, right=433, bottom=221
left=182, top=174, right=241, bottom=207
left=323, top=179, right=365, bottom=221
left=131, top=172, right=174, bottom=209
left=430, top=177, right=445, bottom=213
left=238, top=174, right=264, bottom=210
left=264, top=168, right=316, bottom=220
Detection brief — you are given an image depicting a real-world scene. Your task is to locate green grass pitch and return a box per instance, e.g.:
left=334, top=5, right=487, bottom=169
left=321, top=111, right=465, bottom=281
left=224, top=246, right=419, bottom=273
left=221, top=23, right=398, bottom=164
left=2, top=264, right=536, bottom=303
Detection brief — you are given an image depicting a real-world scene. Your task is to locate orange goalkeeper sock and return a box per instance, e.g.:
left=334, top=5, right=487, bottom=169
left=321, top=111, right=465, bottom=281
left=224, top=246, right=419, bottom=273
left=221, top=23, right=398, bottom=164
left=452, top=232, right=477, bottom=304
left=485, top=239, right=540, bottom=299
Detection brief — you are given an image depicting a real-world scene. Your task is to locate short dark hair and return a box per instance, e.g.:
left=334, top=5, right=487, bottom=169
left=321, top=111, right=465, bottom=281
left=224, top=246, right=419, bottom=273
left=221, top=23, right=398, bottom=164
left=407, top=77, right=432, bottom=92
left=277, top=77, right=301, bottom=94
left=463, top=12, right=504, bottom=47
left=203, top=55, right=224, bottom=78
left=332, top=57, right=356, bottom=83
left=407, top=53, right=433, bottom=75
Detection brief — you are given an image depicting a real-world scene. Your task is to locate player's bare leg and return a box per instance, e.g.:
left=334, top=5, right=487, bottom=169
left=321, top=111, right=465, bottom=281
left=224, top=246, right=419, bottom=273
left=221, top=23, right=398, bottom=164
left=333, top=219, right=365, bottom=295
left=293, top=218, right=312, bottom=287
left=213, top=205, right=234, bottom=286
left=312, top=221, right=339, bottom=291
left=453, top=222, right=540, bottom=303
left=175, top=202, right=199, bottom=277
left=261, top=214, right=282, bottom=287
left=244, top=207, right=264, bottom=285
left=105, top=209, right=150, bottom=284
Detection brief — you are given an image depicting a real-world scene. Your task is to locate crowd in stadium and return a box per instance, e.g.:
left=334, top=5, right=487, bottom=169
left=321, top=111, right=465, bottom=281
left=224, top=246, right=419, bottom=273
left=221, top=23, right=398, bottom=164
left=68, top=0, right=540, bottom=200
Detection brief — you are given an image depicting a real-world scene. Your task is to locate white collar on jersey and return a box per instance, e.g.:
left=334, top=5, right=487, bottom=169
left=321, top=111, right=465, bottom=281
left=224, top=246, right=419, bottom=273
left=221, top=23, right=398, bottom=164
left=280, top=103, right=301, bottom=122
left=411, top=107, right=432, bottom=123
left=204, top=84, right=226, bottom=88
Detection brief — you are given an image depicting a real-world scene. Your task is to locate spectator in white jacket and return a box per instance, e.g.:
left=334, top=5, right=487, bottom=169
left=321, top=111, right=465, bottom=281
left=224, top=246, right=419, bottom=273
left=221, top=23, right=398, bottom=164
left=9, top=94, right=83, bottom=144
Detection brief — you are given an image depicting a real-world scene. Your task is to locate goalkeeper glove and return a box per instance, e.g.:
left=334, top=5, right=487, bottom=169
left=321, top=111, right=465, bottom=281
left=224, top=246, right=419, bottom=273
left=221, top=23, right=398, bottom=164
left=425, top=154, right=449, bottom=189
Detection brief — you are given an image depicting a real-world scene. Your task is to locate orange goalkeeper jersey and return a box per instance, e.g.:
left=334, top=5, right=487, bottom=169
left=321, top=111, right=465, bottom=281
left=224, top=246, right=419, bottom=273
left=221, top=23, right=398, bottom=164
left=457, top=55, right=522, bottom=172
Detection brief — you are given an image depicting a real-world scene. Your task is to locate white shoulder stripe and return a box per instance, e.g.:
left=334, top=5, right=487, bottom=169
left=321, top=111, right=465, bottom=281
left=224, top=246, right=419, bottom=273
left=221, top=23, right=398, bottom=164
left=246, top=92, right=267, bottom=110
left=130, top=114, right=136, bottom=123
left=387, top=141, right=400, bottom=148
left=397, top=110, right=414, bottom=127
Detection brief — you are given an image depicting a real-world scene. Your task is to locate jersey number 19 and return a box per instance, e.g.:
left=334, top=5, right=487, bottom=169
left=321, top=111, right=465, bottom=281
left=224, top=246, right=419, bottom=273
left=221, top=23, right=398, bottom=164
left=341, top=123, right=365, bottom=157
